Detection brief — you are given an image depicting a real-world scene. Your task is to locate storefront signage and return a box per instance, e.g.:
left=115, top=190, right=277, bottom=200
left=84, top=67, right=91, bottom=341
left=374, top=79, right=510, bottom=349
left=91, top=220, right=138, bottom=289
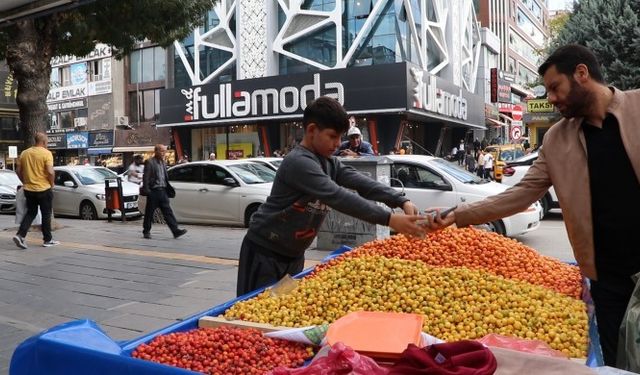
left=47, top=84, right=87, bottom=103
left=66, top=131, right=89, bottom=149
left=179, top=73, right=344, bottom=122
left=47, top=99, right=86, bottom=111
left=88, top=131, right=114, bottom=147
left=51, top=44, right=112, bottom=68
left=490, top=68, right=512, bottom=103
left=160, top=63, right=409, bottom=126
left=409, top=67, right=467, bottom=121
left=88, top=80, right=112, bottom=96
left=527, top=98, right=555, bottom=113
left=47, top=134, right=67, bottom=149
left=0, top=69, right=17, bottom=109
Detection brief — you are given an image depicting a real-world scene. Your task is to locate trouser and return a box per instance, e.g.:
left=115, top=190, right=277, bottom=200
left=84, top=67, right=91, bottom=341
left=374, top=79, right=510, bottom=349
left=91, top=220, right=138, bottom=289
left=143, top=188, right=179, bottom=235
left=18, top=189, right=53, bottom=242
left=236, top=236, right=305, bottom=297
left=484, top=167, right=492, bottom=180
left=590, top=275, right=636, bottom=367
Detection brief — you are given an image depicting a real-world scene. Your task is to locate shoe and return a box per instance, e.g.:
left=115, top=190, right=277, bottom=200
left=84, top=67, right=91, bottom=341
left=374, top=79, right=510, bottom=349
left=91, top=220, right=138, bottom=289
left=143, top=232, right=151, bottom=239
left=173, top=229, right=187, bottom=239
left=43, top=240, right=60, bottom=247
left=13, top=235, right=27, bottom=249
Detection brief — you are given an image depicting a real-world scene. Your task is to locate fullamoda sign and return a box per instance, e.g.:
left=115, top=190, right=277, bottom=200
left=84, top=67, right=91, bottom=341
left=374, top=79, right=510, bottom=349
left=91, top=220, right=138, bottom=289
left=409, top=67, right=468, bottom=121
left=158, top=62, right=484, bottom=128
left=180, top=73, right=344, bottom=122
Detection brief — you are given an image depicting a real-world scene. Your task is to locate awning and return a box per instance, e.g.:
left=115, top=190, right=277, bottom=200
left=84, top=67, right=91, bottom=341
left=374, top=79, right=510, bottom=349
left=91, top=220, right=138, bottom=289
left=486, top=118, right=509, bottom=127
left=87, top=147, right=112, bottom=155
left=112, top=146, right=154, bottom=153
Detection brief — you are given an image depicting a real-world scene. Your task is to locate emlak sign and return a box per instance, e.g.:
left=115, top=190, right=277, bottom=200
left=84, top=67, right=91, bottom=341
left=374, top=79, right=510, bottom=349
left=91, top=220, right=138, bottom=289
left=159, top=63, right=408, bottom=127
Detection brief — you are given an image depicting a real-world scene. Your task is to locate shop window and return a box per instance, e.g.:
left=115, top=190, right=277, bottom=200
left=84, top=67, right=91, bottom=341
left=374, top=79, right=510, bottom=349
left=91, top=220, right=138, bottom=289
left=130, top=46, right=166, bottom=84
left=0, top=117, right=19, bottom=140
left=57, top=108, right=88, bottom=129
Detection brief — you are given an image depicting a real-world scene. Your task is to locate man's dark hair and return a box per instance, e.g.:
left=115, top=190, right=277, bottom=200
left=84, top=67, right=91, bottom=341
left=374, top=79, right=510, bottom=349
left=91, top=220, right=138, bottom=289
left=538, top=44, right=605, bottom=83
left=303, top=96, right=349, bottom=134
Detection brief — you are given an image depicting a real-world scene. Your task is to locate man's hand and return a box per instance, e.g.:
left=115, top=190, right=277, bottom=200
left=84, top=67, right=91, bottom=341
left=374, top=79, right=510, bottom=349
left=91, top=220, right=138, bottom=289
left=401, top=201, right=419, bottom=215
left=388, top=213, right=427, bottom=238
left=423, top=207, right=457, bottom=230
left=340, top=149, right=358, bottom=157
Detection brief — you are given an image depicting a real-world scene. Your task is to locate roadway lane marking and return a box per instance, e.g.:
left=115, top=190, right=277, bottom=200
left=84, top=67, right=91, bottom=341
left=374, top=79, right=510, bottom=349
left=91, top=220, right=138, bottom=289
left=0, top=233, right=320, bottom=268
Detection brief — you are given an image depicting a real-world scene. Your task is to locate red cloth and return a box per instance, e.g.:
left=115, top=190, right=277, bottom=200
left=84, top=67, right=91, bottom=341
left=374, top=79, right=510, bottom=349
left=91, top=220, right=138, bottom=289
left=388, top=341, right=497, bottom=375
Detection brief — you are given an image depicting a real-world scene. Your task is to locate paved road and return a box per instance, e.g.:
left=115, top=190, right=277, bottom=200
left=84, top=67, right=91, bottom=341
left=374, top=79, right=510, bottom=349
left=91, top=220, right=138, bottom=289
left=0, top=212, right=571, bottom=373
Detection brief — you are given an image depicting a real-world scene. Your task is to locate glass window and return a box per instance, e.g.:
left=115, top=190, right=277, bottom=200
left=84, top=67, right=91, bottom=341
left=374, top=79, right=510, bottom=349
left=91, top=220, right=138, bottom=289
left=516, top=8, right=545, bottom=46
left=130, top=46, right=166, bottom=84
left=55, top=171, right=75, bottom=186
left=509, top=29, right=541, bottom=65
left=88, top=60, right=102, bottom=82
left=301, top=0, right=336, bottom=11
left=61, top=66, right=72, bottom=87
left=392, top=164, right=448, bottom=189
left=72, top=167, right=116, bottom=185
left=228, top=163, right=275, bottom=184
left=202, top=165, right=232, bottom=184
left=283, top=25, right=337, bottom=68
left=168, top=165, right=201, bottom=182
left=431, top=159, right=483, bottom=184
left=129, top=89, right=161, bottom=122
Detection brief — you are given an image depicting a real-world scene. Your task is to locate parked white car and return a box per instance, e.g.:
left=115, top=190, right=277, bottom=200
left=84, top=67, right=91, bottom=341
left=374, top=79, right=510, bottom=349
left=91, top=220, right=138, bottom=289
left=53, top=166, right=141, bottom=220
left=246, top=157, right=283, bottom=171
left=165, top=160, right=275, bottom=227
left=385, top=155, right=541, bottom=237
left=0, top=169, right=21, bottom=213
left=501, top=151, right=559, bottom=217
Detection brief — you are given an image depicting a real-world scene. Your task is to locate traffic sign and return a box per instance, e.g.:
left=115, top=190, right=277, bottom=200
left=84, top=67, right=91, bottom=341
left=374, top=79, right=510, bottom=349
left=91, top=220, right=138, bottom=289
left=510, top=126, right=522, bottom=141
left=512, top=105, right=523, bottom=121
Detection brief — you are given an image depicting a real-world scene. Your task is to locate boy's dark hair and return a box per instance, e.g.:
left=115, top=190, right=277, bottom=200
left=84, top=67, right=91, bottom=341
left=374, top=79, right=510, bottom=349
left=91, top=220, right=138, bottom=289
left=538, top=44, right=604, bottom=83
left=303, top=96, right=349, bottom=134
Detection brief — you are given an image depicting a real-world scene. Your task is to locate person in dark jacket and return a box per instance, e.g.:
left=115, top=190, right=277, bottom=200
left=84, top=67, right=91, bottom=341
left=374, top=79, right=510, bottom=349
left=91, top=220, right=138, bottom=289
left=237, top=97, right=426, bottom=296
left=141, top=144, right=187, bottom=240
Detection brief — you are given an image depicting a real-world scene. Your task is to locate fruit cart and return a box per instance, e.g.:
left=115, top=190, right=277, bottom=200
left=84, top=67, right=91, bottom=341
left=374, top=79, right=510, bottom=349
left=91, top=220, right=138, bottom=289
left=9, top=244, right=603, bottom=375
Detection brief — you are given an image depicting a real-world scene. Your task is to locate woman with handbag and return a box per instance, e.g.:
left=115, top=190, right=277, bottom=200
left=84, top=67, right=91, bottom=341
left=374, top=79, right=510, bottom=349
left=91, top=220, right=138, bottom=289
left=141, top=144, right=187, bottom=240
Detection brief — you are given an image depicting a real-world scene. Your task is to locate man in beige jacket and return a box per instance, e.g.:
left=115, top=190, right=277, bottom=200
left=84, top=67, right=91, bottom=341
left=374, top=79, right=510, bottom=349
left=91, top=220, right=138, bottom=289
left=430, top=44, right=640, bottom=366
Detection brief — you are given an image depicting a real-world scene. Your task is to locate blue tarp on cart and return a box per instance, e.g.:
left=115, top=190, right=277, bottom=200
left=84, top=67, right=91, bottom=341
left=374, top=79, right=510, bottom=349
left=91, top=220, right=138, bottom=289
left=10, top=246, right=603, bottom=374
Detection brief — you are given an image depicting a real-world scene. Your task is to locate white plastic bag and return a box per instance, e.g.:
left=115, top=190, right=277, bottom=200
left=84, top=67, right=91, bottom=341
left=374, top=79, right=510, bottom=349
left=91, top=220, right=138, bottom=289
left=14, top=188, right=42, bottom=226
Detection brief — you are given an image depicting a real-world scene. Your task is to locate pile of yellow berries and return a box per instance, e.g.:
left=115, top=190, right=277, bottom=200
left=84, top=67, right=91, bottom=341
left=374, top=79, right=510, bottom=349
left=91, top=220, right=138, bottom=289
left=225, top=256, right=588, bottom=358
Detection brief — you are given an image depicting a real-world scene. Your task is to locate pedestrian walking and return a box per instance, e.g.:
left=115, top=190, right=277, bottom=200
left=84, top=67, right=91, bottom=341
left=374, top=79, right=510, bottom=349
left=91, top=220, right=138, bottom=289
left=476, top=150, right=485, bottom=178
left=457, top=140, right=465, bottom=165
left=13, top=132, right=59, bottom=249
left=425, top=44, right=640, bottom=368
left=127, top=154, right=144, bottom=185
left=141, top=144, right=187, bottom=240
left=236, top=97, right=426, bottom=296
left=482, top=151, right=494, bottom=180
left=473, top=138, right=481, bottom=159
left=464, top=150, right=476, bottom=173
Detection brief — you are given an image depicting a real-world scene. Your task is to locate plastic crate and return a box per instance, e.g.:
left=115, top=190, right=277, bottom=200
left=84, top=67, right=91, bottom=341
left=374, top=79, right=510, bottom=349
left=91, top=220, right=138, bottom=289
left=9, top=246, right=603, bottom=374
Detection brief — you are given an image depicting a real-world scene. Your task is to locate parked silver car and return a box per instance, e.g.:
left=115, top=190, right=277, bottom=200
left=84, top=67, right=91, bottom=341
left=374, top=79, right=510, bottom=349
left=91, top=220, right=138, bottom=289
left=53, top=166, right=140, bottom=220
left=0, top=169, right=21, bottom=213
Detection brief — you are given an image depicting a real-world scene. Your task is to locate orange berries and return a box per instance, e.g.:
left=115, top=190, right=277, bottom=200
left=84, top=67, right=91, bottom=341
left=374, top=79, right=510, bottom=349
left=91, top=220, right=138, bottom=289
left=313, top=228, right=583, bottom=299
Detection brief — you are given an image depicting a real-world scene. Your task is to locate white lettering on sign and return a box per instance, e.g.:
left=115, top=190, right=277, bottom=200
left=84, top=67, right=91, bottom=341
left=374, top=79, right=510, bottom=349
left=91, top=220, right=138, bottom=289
left=51, top=44, right=112, bottom=67
left=47, top=84, right=87, bottom=103
left=181, top=73, right=344, bottom=121
left=410, top=67, right=468, bottom=121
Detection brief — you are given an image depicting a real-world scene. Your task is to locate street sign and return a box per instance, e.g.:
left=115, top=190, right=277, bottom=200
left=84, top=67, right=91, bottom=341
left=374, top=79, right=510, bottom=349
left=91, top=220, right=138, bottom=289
left=512, top=104, right=523, bottom=121
left=8, top=146, right=17, bottom=159
left=511, top=120, right=523, bottom=127
left=510, top=126, right=522, bottom=141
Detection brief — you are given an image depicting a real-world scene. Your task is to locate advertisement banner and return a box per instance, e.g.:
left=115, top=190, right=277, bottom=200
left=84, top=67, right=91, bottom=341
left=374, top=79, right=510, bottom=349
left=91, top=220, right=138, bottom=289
left=0, top=68, right=18, bottom=109
left=66, top=131, right=89, bottom=149
left=70, top=63, right=87, bottom=86
left=51, top=44, right=112, bottom=68
left=47, top=84, right=87, bottom=103
left=88, top=131, right=114, bottom=148
left=47, top=133, right=67, bottom=149
left=47, top=99, right=86, bottom=112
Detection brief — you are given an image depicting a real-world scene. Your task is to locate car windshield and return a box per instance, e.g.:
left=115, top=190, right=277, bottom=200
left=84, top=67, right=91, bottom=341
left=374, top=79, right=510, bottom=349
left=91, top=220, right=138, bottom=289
left=228, top=163, right=276, bottom=184
left=432, top=159, right=485, bottom=184
left=0, top=172, right=21, bottom=187
left=270, top=160, right=282, bottom=168
left=512, top=151, right=538, bottom=163
left=72, top=168, right=117, bottom=185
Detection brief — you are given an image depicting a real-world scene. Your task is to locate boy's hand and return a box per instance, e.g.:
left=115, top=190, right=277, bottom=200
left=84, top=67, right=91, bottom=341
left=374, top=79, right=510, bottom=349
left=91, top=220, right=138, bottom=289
left=401, top=201, right=419, bottom=215
left=389, top=213, right=427, bottom=238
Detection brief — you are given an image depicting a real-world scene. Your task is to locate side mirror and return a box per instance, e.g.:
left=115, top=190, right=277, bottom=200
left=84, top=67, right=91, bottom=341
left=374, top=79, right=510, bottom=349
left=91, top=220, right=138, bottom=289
left=63, top=181, right=76, bottom=188
left=431, top=180, right=453, bottom=191
left=222, top=177, right=239, bottom=187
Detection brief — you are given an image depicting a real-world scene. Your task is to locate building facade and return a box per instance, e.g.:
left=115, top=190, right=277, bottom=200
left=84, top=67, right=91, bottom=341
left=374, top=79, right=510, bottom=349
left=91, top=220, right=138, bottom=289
left=160, top=0, right=498, bottom=159
left=0, top=62, right=19, bottom=169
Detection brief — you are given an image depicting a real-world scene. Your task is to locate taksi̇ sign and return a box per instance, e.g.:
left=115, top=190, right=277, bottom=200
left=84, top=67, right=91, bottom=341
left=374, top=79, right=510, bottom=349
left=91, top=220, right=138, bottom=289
left=409, top=67, right=467, bottom=121
left=179, top=73, right=344, bottom=122
left=527, top=99, right=555, bottom=113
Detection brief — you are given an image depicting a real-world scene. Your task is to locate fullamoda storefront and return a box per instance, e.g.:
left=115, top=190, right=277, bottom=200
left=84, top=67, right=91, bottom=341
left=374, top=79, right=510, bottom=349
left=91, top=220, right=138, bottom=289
left=158, top=62, right=485, bottom=160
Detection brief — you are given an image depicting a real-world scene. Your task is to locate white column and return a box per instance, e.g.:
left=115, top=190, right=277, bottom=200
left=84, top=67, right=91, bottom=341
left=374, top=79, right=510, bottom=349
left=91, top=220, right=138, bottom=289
left=237, top=0, right=269, bottom=79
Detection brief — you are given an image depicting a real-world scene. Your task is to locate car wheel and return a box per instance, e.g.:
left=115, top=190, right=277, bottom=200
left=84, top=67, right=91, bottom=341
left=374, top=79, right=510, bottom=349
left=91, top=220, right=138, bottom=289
left=80, top=201, right=98, bottom=220
left=153, top=207, right=166, bottom=224
left=475, top=220, right=506, bottom=236
left=244, top=204, right=260, bottom=228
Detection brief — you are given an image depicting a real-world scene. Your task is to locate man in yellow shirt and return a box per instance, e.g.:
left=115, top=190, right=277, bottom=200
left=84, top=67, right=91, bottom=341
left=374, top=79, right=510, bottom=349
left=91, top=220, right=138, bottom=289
left=13, top=133, right=58, bottom=249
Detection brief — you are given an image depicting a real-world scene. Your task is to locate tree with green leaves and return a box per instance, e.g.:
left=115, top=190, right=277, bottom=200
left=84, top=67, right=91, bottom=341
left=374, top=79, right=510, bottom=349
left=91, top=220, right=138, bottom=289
left=550, top=0, right=640, bottom=90
left=0, top=0, right=215, bottom=147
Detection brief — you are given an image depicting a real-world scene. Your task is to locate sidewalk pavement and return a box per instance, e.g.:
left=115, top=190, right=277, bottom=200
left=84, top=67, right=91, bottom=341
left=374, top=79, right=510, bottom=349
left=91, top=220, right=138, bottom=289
left=0, top=214, right=330, bottom=373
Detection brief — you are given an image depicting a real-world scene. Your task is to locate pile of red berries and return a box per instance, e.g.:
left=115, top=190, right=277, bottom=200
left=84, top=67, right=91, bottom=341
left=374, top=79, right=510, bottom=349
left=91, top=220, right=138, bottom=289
left=132, top=326, right=313, bottom=374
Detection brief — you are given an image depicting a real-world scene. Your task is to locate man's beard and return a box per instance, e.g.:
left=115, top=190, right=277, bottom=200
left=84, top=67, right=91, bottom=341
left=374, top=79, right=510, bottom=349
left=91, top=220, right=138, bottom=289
left=559, top=79, right=596, bottom=119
